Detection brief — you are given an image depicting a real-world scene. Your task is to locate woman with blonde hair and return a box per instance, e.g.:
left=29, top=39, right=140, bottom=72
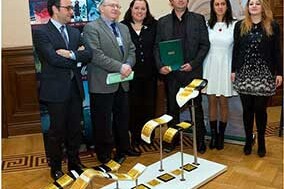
left=232, top=0, right=282, bottom=157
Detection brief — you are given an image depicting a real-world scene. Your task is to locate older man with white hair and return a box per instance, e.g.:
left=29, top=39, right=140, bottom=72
left=83, top=0, right=140, bottom=165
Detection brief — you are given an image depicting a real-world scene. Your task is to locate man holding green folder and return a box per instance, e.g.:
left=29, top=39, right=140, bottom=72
left=154, top=0, right=210, bottom=153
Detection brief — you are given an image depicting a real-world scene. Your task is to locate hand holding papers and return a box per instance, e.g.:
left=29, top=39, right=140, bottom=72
left=159, top=39, right=184, bottom=71
left=106, top=71, right=134, bottom=85
left=141, top=114, right=173, bottom=144
left=176, top=79, right=208, bottom=107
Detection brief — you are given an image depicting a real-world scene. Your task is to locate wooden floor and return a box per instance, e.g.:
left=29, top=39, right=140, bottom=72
left=2, top=107, right=283, bottom=189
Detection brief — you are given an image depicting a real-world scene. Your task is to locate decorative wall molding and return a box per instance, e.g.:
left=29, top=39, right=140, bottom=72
left=2, top=46, right=41, bottom=137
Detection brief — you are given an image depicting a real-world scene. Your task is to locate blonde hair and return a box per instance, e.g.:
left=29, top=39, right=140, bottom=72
left=241, top=0, right=274, bottom=36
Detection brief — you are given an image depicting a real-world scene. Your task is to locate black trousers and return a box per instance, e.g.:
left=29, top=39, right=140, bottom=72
left=165, top=72, right=206, bottom=143
left=239, top=94, right=269, bottom=142
left=90, top=85, right=130, bottom=158
left=129, top=78, right=156, bottom=142
left=46, top=79, right=82, bottom=170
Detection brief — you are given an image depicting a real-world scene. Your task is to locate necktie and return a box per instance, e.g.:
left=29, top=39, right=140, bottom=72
left=110, top=23, right=124, bottom=55
left=60, top=25, right=69, bottom=48
left=60, top=25, right=74, bottom=79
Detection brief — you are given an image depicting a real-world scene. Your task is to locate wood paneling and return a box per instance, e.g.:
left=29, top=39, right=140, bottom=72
left=2, top=46, right=41, bottom=137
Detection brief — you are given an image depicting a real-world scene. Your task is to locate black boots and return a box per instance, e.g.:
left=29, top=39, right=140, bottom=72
left=197, top=139, right=207, bottom=154
left=257, top=134, right=266, bottom=157
left=216, top=121, right=227, bottom=150
left=243, top=134, right=253, bottom=155
left=209, top=121, right=218, bottom=149
left=209, top=121, right=226, bottom=150
left=243, top=133, right=266, bottom=157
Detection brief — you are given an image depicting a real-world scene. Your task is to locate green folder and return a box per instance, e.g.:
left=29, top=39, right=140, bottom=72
left=106, top=71, right=134, bottom=85
left=159, top=39, right=184, bottom=71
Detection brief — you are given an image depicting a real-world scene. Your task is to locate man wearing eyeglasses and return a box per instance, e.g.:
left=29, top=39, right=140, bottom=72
left=83, top=0, right=140, bottom=165
left=32, top=0, right=91, bottom=181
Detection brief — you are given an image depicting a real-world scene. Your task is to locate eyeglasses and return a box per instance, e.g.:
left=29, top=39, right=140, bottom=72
left=59, top=5, right=74, bottom=11
left=103, top=3, right=122, bottom=9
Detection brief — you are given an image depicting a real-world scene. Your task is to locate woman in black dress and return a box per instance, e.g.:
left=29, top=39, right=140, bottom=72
left=122, top=0, right=158, bottom=147
left=232, top=0, right=282, bottom=157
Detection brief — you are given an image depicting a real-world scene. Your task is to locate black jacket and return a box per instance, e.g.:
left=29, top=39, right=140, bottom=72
left=232, top=20, right=283, bottom=76
left=154, top=10, right=210, bottom=80
left=33, top=20, right=92, bottom=102
left=121, top=19, right=157, bottom=79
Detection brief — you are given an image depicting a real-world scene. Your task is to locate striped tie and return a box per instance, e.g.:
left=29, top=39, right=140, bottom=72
left=110, top=23, right=124, bottom=55
left=60, top=25, right=69, bottom=48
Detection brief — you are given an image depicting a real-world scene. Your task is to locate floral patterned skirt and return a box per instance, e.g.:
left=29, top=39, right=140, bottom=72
left=233, top=60, right=276, bottom=96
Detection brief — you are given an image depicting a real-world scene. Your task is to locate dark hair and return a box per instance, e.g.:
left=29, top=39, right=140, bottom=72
left=47, top=0, right=61, bottom=16
left=123, top=0, right=155, bottom=25
left=208, top=0, right=234, bottom=29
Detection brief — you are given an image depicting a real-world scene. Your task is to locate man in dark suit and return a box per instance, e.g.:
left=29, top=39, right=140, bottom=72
left=83, top=0, right=140, bottom=164
left=154, top=0, right=210, bottom=153
left=32, top=0, right=91, bottom=180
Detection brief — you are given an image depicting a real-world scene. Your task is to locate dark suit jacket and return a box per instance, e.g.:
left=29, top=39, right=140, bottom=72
left=154, top=11, right=210, bottom=81
left=33, top=20, right=92, bottom=102
left=232, top=20, right=283, bottom=76
left=121, top=19, right=157, bottom=79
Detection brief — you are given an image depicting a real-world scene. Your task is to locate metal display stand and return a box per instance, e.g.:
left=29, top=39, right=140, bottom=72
left=159, top=124, right=164, bottom=172
left=180, top=130, right=185, bottom=181
left=191, top=99, right=199, bottom=166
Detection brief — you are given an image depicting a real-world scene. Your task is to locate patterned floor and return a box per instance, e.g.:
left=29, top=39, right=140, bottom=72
left=2, top=136, right=193, bottom=174
left=264, top=122, right=282, bottom=136
left=2, top=122, right=280, bottom=174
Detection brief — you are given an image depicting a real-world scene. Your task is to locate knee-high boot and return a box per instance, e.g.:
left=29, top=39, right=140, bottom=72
left=217, top=121, right=227, bottom=150
left=243, top=134, right=253, bottom=155
left=257, top=132, right=266, bottom=157
left=209, top=121, right=218, bottom=149
left=243, top=121, right=254, bottom=155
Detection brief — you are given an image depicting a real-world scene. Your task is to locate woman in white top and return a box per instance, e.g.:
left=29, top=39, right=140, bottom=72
left=203, top=0, right=237, bottom=150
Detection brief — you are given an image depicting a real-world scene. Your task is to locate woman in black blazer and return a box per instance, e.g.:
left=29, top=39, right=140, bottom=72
left=122, top=0, right=158, bottom=147
left=232, top=0, right=283, bottom=157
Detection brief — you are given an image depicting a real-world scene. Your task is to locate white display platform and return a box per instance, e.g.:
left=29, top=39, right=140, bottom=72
left=102, top=152, right=227, bottom=189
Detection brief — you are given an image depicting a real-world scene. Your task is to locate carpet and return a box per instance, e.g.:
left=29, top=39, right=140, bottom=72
left=264, top=121, right=281, bottom=136
left=2, top=122, right=280, bottom=174
left=2, top=136, right=193, bottom=174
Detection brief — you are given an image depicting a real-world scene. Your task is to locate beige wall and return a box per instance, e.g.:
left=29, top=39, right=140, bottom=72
left=2, top=0, right=34, bottom=47
left=120, top=0, right=171, bottom=19
left=2, top=0, right=171, bottom=48
left=2, top=0, right=244, bottom=48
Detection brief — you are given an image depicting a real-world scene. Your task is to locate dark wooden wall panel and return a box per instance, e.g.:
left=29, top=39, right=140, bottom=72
left=2, top=46, right=41, bottom=137
left=269, top=0, right=283, bottom=106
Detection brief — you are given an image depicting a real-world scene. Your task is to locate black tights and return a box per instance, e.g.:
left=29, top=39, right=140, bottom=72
left=240, top=94, right=269, bottom=142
